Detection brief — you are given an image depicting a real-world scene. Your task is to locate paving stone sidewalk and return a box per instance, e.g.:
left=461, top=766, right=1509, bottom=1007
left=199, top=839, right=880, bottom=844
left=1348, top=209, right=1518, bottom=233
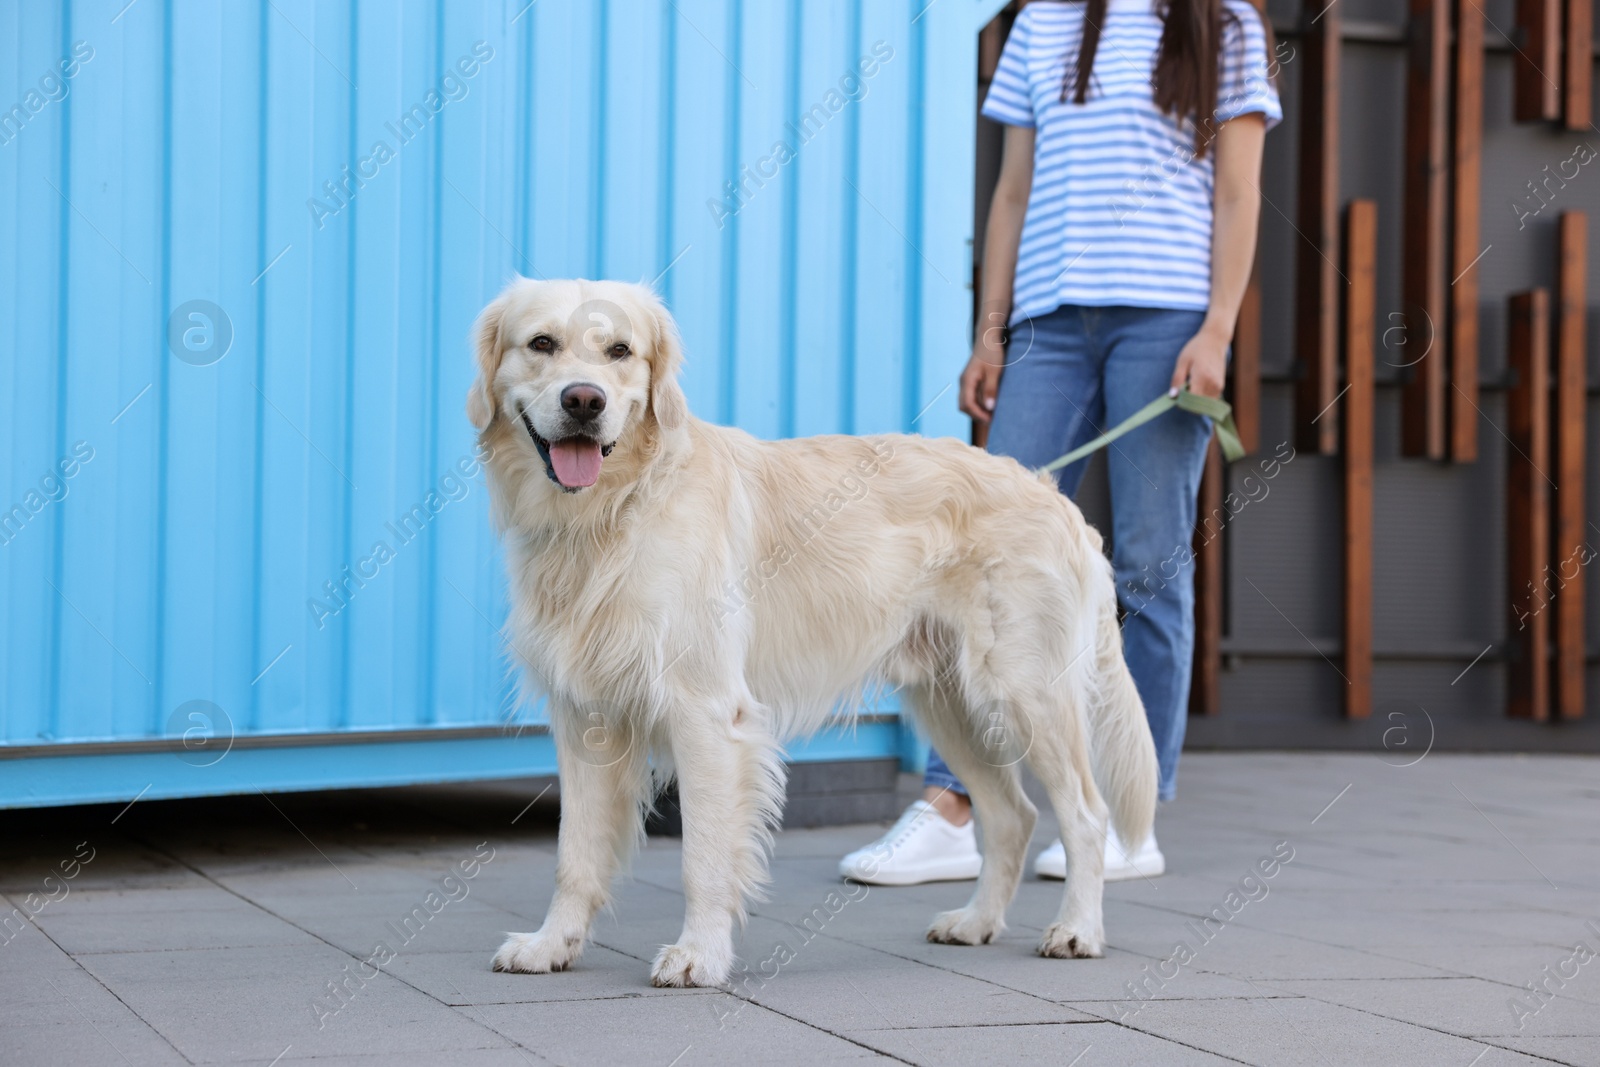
left=3, top=752, right=1598, bottom=1066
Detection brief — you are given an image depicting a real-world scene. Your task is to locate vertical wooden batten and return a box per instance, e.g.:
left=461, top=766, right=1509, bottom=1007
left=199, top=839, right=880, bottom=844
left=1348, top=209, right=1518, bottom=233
left=1402, top=0, right=1450, bottom=459
left=1232, top=262, right=1262, bottom=455
left=1450, top=0, right=1483, bottom=462
left=1553, top=213, right=1586, bottom=720
left=970, top=4, right=1015, bottom=453
left=1564, top=0, right=1593, bottom=129
left=1190, top=439, right=1224, bottom=717
left=1506, top=290, right=1551, bottom=722
left=977, top=14, right=1004, bottom=81
left=1295, top=10, right=1341, bottom=455
left=1514, top=0, right=1562, bottom=123
left=1343, top=201, right=1377, bottom=721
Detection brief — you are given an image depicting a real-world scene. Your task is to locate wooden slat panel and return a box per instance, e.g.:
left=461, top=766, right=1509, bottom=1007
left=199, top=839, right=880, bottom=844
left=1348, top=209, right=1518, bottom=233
left=1294, top=11, right=1340, bottom=454
left=1190, top=438, right=1224, bottom=717
left=1514, top=0, right=1561, bottom=123
left=1507, top=289, right=1551, bottom=722
left=1450, top=0, right=1484, bottom=462
left=1232, top=261, right=1261, bottom=455
left=1554, top=212, right=1586, bottom=720
left=1402, top=0, right=1450, bottom=459
left=1344, top=201, right=1377, bottom=721
left=1566, top=0, right=1593, bottom=129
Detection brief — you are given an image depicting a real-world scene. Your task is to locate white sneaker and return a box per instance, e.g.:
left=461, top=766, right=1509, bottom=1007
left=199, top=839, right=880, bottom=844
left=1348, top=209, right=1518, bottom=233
left=838, top=800, right=982, bottom=886
left=1033, top=824, right=1165, bottom=881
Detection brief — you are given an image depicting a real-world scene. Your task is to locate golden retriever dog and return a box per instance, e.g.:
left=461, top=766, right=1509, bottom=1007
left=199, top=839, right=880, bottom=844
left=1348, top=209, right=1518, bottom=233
left=471, top=278, right=1157, bottom=988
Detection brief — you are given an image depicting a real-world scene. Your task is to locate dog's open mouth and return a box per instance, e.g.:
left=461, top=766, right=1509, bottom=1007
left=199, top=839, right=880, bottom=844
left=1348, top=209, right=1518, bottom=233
left=521, top=410, right=614, bottom=492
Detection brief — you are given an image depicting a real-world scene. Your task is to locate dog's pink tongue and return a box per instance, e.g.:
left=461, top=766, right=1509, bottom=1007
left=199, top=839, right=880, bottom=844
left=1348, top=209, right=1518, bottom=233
left=549, top=438, right=603, bottom=487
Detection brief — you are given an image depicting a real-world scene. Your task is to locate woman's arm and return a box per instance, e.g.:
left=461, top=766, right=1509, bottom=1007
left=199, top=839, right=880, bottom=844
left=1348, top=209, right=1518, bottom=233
left=960, top=123, right=1035, bottom=422
left=1169, top=113, right=1267, bottom=398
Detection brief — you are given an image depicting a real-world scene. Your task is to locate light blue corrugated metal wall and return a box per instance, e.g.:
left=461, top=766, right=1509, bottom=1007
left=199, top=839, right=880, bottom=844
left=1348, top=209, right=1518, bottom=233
left=0, top=0, right=986, bottom=754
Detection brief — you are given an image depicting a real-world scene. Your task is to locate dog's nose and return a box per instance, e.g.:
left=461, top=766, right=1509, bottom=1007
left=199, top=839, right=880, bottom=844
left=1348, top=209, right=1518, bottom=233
left=560, top=383, right=606, bottom=421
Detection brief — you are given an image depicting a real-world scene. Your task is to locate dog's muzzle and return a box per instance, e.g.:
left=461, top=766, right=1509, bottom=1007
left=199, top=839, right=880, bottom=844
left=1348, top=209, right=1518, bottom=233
left=520, top=408, right=614, bottom=492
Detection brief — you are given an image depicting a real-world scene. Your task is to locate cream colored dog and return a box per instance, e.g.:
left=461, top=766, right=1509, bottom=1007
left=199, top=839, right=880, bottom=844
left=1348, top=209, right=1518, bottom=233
left=472, top=278, right=1157, bottom=988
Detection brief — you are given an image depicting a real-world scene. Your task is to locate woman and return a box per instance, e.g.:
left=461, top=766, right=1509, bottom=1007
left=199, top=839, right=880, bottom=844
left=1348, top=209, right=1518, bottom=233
left=841, top=0, right=1278, bottom=885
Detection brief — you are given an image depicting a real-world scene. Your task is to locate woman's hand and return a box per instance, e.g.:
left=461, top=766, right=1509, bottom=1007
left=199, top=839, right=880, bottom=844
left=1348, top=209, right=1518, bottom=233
left=1169, top=322, right=1230, bottom=399
left=959, top=332, right=1007, bottom=423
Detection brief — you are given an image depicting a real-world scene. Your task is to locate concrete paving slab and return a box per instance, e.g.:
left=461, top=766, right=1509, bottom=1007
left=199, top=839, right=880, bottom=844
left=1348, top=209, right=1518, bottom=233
left=0, top=919, right=193, bottom=1064
left=1491, top=1037, right=1600, bottom=1067
left=0, top=1020, right=189, bottom=1067
left=382, top=945, right=722, bottom=1005
left=1263, top=976, right=1600, bottom=1039
left=75, top=944, right=517, bottom=1062
left=1078, top=993, right=1558, bottom=1066
left=1175, top=923, right=1454, bottom=981
left=0, top=840, right=201, bottom=895
left=0, top=912, right=128, bottom=1016
left=462, top=995, right=899, bottom=1064
left=843, top=1020, right=1238, bottom=1066
left=842, top=930, right=1279, bottom=1005
left=28, top=900, right=320, bottom=955
left=1349, top=940, right=1600, bottom=1006
left=723, top=916, right=1095, bottom=1032
left=271, top=1053, right=540, bottom=1067
left=237, top=892, right=535, bottom=959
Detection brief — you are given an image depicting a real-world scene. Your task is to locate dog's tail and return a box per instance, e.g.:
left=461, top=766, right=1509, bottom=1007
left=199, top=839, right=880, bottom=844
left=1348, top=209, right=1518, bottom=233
left=1082, top=559, right=1159, bottom=851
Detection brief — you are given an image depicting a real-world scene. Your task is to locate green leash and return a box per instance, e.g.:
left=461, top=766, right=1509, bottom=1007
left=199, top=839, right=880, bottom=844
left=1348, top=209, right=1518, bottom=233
left=1040, top=388, right=1245, bottom=473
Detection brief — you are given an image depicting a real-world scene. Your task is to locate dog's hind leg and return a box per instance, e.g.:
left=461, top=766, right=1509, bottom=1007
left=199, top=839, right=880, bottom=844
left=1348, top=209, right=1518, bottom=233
left=1025, top=694, right=1110, bottom=959
left=911, top=682, right=1037, bottom=947
left=493, top=701, right=650, bottom=974
left=651, top=702, right=784, bottom=988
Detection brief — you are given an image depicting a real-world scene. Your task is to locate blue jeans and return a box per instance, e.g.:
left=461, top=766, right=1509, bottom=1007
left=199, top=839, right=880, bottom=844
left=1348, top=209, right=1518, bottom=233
left=924, top=304, right=1215, bottom=803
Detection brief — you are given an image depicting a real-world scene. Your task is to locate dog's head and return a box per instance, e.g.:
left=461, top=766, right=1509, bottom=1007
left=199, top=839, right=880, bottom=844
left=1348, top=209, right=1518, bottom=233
left=468, top=279, right=688, bottom=492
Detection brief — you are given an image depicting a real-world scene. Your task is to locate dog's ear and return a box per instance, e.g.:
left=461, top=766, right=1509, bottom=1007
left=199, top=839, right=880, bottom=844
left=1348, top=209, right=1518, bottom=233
left=467, top=289, right=511, bottom=431
left=644, top=292, right=688, bottom=433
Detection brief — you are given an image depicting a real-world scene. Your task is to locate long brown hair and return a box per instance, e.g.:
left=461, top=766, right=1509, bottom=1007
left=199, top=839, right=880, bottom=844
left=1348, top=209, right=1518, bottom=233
left=1059, top=0, right=1274, bottom=160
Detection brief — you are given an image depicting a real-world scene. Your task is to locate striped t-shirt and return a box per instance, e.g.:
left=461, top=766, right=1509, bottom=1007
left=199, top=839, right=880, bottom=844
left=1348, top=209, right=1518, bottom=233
left=982, top=0, right=1281, bottom=321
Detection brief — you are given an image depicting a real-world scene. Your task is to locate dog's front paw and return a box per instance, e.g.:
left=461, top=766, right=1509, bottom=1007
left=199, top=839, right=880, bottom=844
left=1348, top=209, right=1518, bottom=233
left=1038, top=920, right=1104, bottom=959
left=650, top=942, right=732, bottom=988
left=925, top=907, right=1004, bottom=946
left=492, top=930, right=582, bottom=973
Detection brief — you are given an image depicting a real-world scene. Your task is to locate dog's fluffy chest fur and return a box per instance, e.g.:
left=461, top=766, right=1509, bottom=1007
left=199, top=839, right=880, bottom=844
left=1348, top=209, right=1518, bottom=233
left=496, top=439, right=766, bottom=720
left=505, top=523, right=711, bottom=712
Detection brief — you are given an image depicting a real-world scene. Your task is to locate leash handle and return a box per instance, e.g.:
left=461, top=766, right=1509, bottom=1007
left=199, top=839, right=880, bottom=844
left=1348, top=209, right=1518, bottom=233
left=1040, top=388, right=1245, bottom=473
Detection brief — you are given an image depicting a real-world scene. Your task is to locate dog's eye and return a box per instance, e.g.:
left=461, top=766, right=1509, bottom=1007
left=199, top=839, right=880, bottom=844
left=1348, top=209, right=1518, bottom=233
left=609, top=343, right=630, bottom=360
left=530, top=335, right=554, bottom=352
